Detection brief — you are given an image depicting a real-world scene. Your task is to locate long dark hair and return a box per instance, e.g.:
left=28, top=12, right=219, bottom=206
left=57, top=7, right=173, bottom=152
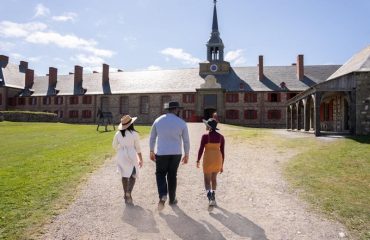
left=120, top=123, right=138, bottom=137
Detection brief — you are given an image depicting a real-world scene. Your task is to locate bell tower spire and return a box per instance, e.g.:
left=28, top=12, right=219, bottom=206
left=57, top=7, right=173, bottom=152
left=207, top=0, right=224, bottom=62
left=199, top=0, right=230, bottom=75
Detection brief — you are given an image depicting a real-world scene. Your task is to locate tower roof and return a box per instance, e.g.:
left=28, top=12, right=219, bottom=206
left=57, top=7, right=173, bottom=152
left=212, top=0, right=219, bottom=32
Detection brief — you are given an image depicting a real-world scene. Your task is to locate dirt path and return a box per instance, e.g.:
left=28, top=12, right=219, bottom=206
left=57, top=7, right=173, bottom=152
left=40, top=123, right=348, bottom=240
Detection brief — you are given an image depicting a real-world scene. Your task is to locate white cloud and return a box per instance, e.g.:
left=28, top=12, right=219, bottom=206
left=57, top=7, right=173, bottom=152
left=160, top=48, right=201, bottom=65
left=0, top=20, right=114, bottom=59
left=52, top=12, right=78, bottom=22
left=0, top=21, right=47, bottom=38
left=10, top=53, right=24, bottom=60
left=146, top=65, right=162, bottom=71
left=225, top=49, right=247, bottom=66
left=0, top=41, right=15, bottom=51
left=71, top=54, right=105, bottom=66
left=29, top=56, right=42, bottom=62
left=34, top=4, right=50, bottom=18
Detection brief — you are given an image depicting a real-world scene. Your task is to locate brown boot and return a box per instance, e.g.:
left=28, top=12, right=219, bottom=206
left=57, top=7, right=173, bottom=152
left=127, top=177, right=136, bottom=204
left=122, top=177, right=129, bottom=204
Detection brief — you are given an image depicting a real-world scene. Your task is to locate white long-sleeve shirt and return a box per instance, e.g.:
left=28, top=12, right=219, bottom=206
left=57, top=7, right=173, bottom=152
left=149, top=113, right=190, bottom=155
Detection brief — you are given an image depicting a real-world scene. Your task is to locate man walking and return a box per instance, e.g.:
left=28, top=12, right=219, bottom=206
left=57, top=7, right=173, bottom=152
left=149, top=101, right=190, bottom=209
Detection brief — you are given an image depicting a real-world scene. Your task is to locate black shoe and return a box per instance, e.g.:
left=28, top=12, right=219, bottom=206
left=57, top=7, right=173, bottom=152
left=207, top=191, right=212, bottom=201
left=169, top=199, right=178, bottom=205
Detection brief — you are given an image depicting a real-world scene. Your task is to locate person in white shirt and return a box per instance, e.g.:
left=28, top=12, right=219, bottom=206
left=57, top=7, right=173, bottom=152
left=112, top=115, right=143, bottom=205
left=150, top=101, right=190, bottom=209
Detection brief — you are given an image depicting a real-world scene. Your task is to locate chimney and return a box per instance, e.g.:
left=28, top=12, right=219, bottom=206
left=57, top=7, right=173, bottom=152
left=20, top=61, right=28, bottom=70
left=49, top=67, right=58, bottom=89
left=0, top=55, right=9, bottom=63
left=258, top=55, right=264, bottom=81
left=102, top=63, right=109, bottom=85
left=74, top=65, right=83, bottom=87
left=25, top=69, right=34, bottom=89
left=297, top=54, right=304, bottom=81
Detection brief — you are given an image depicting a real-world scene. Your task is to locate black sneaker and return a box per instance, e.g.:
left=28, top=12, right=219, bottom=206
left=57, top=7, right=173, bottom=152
left=207, top=191, right=212, bottom=201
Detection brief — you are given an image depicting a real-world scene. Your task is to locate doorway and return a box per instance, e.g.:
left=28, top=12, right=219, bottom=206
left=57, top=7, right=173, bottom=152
left=204, top=108, right=216, bottom=120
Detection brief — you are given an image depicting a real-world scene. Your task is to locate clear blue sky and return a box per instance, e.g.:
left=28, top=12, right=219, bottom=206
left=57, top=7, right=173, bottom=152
left=0, top=0, right=369, bottom=75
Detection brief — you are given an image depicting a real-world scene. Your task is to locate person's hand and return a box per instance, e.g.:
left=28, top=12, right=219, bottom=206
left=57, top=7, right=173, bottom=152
left=181, top=155, right=189, bottom=165
left=196, top=161, right=200, bottom=168
left=139, top=159, right=143, bottom=168
left=150, top=151, right=156, bottom=162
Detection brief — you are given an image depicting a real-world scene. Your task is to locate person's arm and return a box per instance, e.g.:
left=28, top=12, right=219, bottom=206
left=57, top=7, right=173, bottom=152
left=134, top=132, right=143, bottom=167
left=149, top=123, right=157, bottom=161
left=220, top=135, right=225, bottom=173
left=181, top=125, right=190, bottom=164
left=112, top=132, right=119, bottom=150
left=220, top=135, right=225, bottom=163
left=197, top=135, right=206, bottom=168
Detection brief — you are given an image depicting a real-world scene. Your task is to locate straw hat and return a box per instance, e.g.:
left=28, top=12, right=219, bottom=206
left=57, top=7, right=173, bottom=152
left=118, top=115, right=137, bottom=130
left=202, top=118, right=219, bottom=130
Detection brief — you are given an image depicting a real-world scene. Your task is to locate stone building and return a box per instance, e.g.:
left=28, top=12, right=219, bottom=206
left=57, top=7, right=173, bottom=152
left=0, top=1, right=347, bottom=129
left=287, top=45, right=370, bottom=136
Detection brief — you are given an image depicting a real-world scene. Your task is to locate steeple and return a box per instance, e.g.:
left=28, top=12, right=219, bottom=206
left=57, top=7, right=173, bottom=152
left=212, top=0, right=219, bottom=32
left=207, top=0, right=224, bottom=62
left=199, top=0, right=230, bottom=75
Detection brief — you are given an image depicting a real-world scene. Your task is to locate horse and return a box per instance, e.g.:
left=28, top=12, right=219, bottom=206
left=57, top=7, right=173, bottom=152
left=96, top=109, right=115, bottom=132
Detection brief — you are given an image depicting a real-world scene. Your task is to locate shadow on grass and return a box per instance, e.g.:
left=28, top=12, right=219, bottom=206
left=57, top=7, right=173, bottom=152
left=122, top=205, right=159, bottom=233
left=160, top=205, right=226, bottom=240
left=345, top=135, right=370, bottom=144
left=209, top=207, right=267, bottom=240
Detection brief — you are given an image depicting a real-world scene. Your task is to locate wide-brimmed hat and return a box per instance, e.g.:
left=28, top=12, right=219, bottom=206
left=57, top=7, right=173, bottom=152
left=203, top=118, right=219, bottom=130
left=118, top=115, right=137, bottom=130
left=164, top=101, right=183, bottom=110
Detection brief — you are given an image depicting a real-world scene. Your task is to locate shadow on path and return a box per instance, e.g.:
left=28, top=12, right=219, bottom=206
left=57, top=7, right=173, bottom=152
left=210, top=207, right=268, bottom=240
left=160, top=205, right=226, bottom=240
left=122, top=205, right=159, bottom=233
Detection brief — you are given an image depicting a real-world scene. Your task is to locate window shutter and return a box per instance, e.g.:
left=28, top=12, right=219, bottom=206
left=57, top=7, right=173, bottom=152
left=182, top=95, right=186, bottom=103
left=236, top=94, right=239, bottom=103
left=277, top=93, right=281, bottom=102
left=268, top=111, right=271, bottom=119
left=253, top=94, right=257, bottom=102
left=268, top=93, right=271, bottom=102
left=254, top=110, right=257, bottom=119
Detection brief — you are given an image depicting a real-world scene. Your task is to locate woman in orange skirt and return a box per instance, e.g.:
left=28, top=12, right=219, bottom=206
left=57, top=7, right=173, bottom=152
left=197, top=118, right=225, bottom=206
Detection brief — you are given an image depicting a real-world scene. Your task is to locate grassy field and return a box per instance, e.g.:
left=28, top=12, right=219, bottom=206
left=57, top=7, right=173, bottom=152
left=282, top=135, right=370, bottom=240
left=223, top=124, right=369, bottom=239
left=0, top=122, right=150, bottom=240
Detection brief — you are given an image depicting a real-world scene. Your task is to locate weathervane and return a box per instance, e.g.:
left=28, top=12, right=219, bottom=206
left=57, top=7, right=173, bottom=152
left=214, top=0, right=217, bottom=5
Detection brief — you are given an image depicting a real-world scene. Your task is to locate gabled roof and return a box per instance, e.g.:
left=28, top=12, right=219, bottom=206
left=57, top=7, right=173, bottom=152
left=30, top=65, right=340, bottom=96
left=0, top=62, right=26, bottom=89
left=1, top=59, right=341, bottom=96
left=328, top=45, right=370, bottom=80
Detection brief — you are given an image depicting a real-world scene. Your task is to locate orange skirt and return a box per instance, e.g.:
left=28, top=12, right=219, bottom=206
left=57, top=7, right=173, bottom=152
left=202, top=143, right=223, bottom=174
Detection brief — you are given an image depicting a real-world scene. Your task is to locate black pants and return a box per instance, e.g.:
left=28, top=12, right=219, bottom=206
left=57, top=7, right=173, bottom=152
left=155, top=155, right=182, bottom=202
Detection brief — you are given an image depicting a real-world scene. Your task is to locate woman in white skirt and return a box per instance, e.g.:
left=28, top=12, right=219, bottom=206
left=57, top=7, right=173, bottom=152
left=112, top=115, right=143, bottom=205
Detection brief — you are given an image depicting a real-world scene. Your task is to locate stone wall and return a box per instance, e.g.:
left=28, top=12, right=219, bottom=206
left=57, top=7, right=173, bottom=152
left=4, top=90, right=295, bottom=128
left=0, top=111, right=58, bottom=122
left=356, top=72, right=370, bottom=135
left=0, top=87, right=5, bottom=111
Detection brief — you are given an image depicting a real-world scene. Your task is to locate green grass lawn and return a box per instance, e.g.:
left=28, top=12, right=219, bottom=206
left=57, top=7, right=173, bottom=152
left=0, top=122, right=150, bottom=239
left=224, top=125, right=370, bottom=239
left=282, top=135, right=370, bottom=240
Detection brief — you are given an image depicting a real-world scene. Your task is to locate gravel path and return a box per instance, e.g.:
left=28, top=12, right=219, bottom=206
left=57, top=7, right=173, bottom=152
left=40, top=123, right=348, bottom=240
